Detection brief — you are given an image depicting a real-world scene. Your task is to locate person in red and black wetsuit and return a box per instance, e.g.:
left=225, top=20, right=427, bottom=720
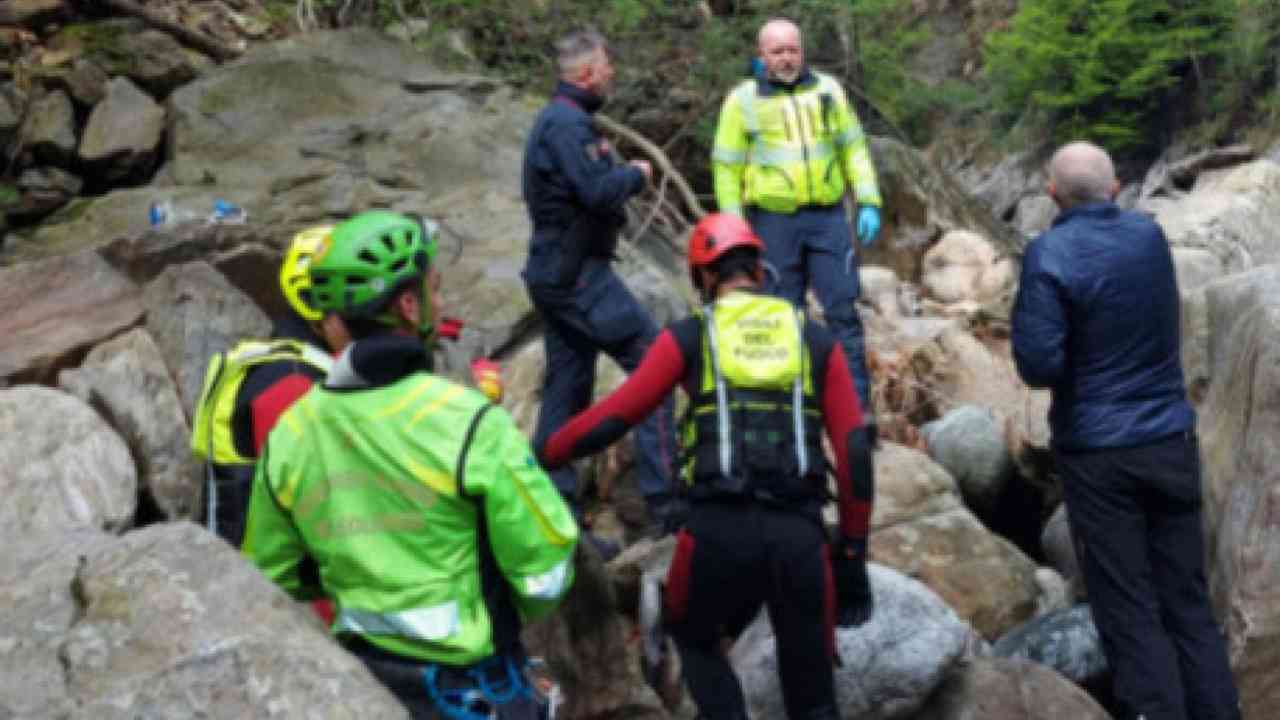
left=540, top=213, right=875, bottom=720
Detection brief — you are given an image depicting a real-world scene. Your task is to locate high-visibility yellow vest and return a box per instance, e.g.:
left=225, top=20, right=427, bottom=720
left=712, top=70, right=882, bottom=215
left=679, top=291, right=826, bottom=501
left=190, top=338, right=333, bottom=467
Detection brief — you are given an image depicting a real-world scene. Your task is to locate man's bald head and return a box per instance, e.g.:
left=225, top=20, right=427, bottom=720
left=758, top=18, right=801, bottom=50
left=757, top=18, right=804, bottom=84
left=1048, top=142, right=1119, bottom=209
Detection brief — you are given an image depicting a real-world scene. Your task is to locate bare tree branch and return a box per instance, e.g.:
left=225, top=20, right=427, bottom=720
left=596, top=112, right=707, bottom=219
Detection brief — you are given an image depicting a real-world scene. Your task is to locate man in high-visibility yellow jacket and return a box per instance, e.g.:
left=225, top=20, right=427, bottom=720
left=243, top=211, right=577, bottom=719
left=712, top=17, right=882, bottom=427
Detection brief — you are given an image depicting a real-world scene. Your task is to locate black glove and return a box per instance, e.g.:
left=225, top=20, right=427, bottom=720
left=831, top=538, right=873, bottom=628
left=648, top=495, right=690, bottom=536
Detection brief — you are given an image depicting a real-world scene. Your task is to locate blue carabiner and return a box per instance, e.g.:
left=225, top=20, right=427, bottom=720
left=472, top=656, right=529, bottom=706
left=423, top=664, right=496, bottom=720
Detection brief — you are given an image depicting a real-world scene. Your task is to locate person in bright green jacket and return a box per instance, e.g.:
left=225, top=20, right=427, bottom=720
left=242, top=210, right=578, bottom=720
left=712, top=17, right=883, bottom=431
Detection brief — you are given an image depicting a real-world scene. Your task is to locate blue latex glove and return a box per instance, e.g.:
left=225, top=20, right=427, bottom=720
left=856, top=205, right=881, bottom=247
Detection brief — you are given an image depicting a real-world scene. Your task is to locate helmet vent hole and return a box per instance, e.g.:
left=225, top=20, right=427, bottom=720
left=390, top=259, right=407, bottom=273
left=381, top=234, right=397, bottom=253
left=358, top=249, right=378, bottom=265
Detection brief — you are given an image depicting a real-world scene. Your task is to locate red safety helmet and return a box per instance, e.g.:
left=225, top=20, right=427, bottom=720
left=687, top=213, right=765, bottom=290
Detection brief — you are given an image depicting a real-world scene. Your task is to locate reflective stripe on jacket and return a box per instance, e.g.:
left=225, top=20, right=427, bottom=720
left=712, top=70, right=881, bottom=215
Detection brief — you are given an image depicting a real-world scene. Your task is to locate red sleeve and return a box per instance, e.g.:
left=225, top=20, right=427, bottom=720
left=251, top=374, right=315, bottom=454
left=822, top=343, right=870, bottom=542
left=544, top=329, right=686, bottom=468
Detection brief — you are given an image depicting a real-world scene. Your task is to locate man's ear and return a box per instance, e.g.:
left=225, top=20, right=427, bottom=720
left=392, top=288, right=420, bottom=325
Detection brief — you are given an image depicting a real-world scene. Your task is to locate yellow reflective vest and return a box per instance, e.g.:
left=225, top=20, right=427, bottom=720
left=191, top=338, right=334, bottom=467
left=680, top=291, right=826, bottom=500
left=712, top=70, right=882, bottom=215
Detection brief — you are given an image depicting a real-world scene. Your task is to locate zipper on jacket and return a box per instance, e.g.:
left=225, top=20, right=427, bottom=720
left=781, top=111, right=793, bottom=142
left=788, top=92, right=815, bottom=205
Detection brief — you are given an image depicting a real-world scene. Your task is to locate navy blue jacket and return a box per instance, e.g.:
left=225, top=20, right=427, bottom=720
left=1011, top=202, right=1194, bottom=451
left=521, top=81, right=645, bottom=287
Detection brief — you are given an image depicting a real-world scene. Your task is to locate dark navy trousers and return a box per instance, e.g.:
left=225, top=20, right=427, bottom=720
left=1057, top=433, right=1241, bottom=720
left=526, top=258, right=674, bottom=502
left=747, top=205, right=873, bottom=418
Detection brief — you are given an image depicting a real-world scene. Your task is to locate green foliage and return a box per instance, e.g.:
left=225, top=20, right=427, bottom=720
left=0, top=183, right=19, bottom=208
left=1213, top=0, right=1280, bottom=129
left=983, top=0, right=1234, bottom=152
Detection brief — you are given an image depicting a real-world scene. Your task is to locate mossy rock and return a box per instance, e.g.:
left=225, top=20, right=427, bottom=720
left=50, top=20, right=137, bottom=76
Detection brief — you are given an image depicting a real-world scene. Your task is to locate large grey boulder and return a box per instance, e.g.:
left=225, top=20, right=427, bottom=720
left=63, top=58, right=109, bottom=107
left=142, top=260, right=270, bottom=419
left=1150, top=160, right=1280, bottom=273
left=992, top=604, right=1108, bottom=689
left=78, top=76, right=166, bottom=183
left=922, top=404, right=1013, bottom=516
left=58, top=328, right=200, bottom=521
left=914, top=656, right=1112, bottom=720
left=1197, top=265, right=1280, bottom=717
left=0, top=250, right=142, bottom=384
left=906, top=325, right=1051, bottom=481
left=47, top=20, right=213, bottom=98
left=1041, top=503, right=1084, bottom=600
left=60, top=521, right=409, bottom=718
left=1177, top=245, right=1231, bottom=405
left=1013, top=193, right=1057, bottom=239
left=733, top=564, right=983, bottom=720
left=867, top=443, right=1040, bottom=641
left=0, top=385, right=136, bottom=537
left=20, top=87, right=76, bottom=167
left=919, top=229, right=1015, bottom=307
left=0, top=528, right=112, bottom=719
left=25, top=29, right=566, bottom=363
left=949, top=150, right=1046, bottom=228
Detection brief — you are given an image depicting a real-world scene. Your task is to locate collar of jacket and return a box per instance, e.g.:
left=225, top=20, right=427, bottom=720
left=1051, top=201, right=1121, bottom=228
left=755, top=66, right=817, bottom=97
left=325, top=334, right=431, bottom=390
left=552, top=80, right=604, bottom=114
left=271, top=309, right=327, bottom=350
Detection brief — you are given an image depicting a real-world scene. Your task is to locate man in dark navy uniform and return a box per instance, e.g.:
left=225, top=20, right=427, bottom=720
left=521, top=30, right=677, bottom=546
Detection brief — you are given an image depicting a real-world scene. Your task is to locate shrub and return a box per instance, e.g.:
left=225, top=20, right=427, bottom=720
left=983, top=0, right=1233, bottom=153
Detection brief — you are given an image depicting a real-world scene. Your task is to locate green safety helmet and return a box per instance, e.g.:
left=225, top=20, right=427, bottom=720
left=307, top=210, right=440, bottom=339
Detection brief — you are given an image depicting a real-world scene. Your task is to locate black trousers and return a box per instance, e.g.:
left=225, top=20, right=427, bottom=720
left=663, top=501, right=837, bottom=720
left=1056, top=432, right=1240, bottom=720
left=209, top=465, right=254, bottom=547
